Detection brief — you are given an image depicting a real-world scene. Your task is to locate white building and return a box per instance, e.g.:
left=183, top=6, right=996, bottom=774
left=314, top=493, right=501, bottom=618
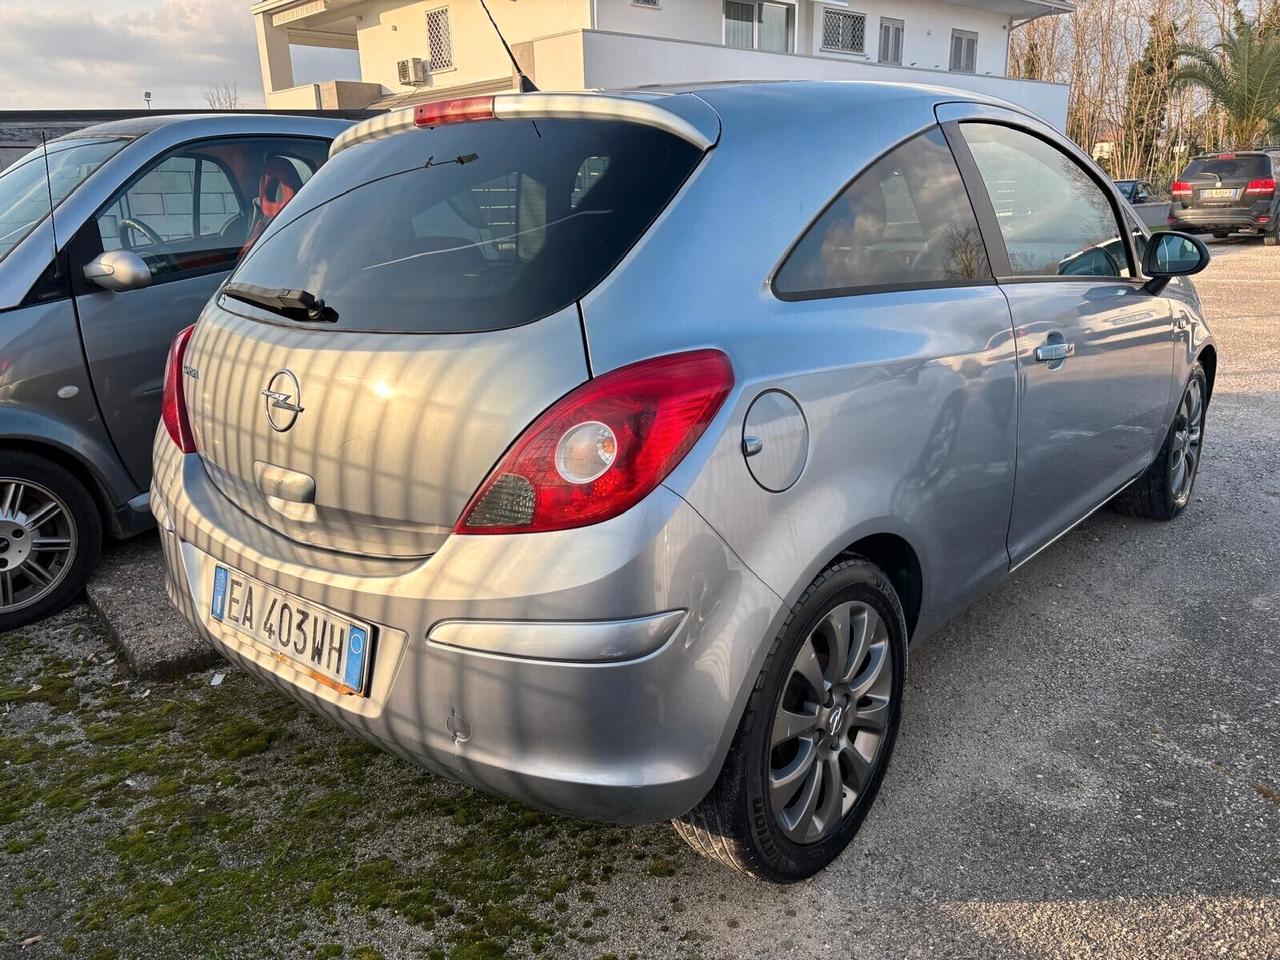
left=253, top=0, right=1071, bottom=127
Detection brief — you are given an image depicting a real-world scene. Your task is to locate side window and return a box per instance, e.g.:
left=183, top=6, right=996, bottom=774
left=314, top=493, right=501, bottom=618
left=959, top=123, right=1129, bottom=279
left=774, top=126, right=992, bottom=298
left=92, top=137, right=327, bottom=284
left=98, top=155, right=198, bottom=258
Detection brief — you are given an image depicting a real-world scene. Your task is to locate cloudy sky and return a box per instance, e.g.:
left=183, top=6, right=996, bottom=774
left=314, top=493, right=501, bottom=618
left=0, top=0, right=358, bottom=109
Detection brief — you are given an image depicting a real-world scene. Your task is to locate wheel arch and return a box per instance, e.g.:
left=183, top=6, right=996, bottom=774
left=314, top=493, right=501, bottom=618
left=1197, top=344, right=1217, bottom=403
left=834, top=533, right=923, bottom=640
left=0, top=437, right=121, bottom=539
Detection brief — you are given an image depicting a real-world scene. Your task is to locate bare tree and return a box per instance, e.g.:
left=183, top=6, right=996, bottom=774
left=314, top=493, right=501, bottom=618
left=202, top=82, right=242, bottom=110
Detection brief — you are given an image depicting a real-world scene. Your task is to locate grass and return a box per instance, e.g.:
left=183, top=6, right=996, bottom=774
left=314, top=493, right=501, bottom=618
left=0, top=611, right=695, bottom=959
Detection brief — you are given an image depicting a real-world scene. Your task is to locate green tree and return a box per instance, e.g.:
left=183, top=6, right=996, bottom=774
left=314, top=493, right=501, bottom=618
left=1120, top=15, right=1178, bottom=176
left=1172, top=6, right=1280, bottom=148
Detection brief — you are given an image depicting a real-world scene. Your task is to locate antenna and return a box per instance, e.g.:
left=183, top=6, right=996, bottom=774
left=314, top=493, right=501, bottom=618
left=477, top=0, right=538, bottom=93
left=39, top=131, right=60, bottom=280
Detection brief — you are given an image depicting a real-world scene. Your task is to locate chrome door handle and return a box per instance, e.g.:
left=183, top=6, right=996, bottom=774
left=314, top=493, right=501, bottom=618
left=1035, top=342, right=1075, bottom=363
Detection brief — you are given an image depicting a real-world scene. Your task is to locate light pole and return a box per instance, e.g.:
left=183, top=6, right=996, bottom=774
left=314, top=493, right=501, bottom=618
left=144, top=91, right=152, bottom=111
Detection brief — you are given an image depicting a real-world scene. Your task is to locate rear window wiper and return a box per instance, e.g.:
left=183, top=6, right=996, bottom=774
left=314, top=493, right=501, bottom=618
left=221, top=281, right=337, bottom=323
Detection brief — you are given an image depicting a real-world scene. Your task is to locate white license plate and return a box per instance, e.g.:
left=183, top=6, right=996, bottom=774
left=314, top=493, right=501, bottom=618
left=1201, top=188, right=1236, bottom=199
left=210, top=565, right=373, bottom=695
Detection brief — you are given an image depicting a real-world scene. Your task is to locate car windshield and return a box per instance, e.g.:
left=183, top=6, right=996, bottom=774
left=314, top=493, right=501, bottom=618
left=1181, top=155, right=1270, bottom=181
left=0, top=137, right=128, bottom=262
left=1114, top=180, right=1138, bottom=201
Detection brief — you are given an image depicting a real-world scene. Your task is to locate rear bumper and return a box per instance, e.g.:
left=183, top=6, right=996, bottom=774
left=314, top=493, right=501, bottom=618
left=150, top=432, right=782, bottom=823
left=1169, top=206, right=1272, bottom=232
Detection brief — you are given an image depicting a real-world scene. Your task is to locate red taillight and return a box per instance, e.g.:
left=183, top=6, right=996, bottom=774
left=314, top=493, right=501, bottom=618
left=1171, top=181, right=1193, bottom=199
left=161, top=324, right=196, bottom=453
left=1245, top=177, right=1276, bottom=196
left=1167, top=214, right=1178, bottom=226
left=414, top=96, right=496, bottom=128
left=455, top=350, right=734, bottom=535
left=1217, top=153, right=1236, bottom=160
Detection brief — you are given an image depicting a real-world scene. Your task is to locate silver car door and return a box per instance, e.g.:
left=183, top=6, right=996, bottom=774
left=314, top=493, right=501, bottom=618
left=940, top=106, right=1176, bottom=565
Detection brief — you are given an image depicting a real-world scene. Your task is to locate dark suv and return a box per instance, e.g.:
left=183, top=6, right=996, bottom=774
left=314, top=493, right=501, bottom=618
left=1169, top=149, right=1280, bottom=243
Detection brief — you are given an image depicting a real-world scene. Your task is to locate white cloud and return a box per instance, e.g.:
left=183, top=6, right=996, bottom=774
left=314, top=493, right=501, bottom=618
left=0, top=0, right=265, bottom=109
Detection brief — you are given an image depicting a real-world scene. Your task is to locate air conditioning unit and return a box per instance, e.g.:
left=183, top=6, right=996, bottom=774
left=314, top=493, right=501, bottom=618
left=397, top=57, right=428, bottom=86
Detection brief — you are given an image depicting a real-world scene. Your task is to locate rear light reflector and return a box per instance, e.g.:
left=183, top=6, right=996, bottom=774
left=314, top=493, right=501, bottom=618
left=1171, top=181, right=1193, bottom=199
left=162, top=324, right=197, bottom=453
left=1260, top=215, right=1272, bottom=224
left=456, top=350, right=734, bottom=534
left=414, top=96, right=496, bottom=127
left=1167, top=215, right=1178, bottom=226
left=1245, top=178, right=1276, bottom=196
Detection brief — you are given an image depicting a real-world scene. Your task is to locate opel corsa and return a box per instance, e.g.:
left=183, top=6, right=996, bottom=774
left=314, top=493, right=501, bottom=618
left=151, top=82, right=1216, bottom=881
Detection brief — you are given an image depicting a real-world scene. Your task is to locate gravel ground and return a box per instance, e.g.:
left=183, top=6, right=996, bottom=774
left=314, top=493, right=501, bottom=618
left=2, top=240, right=1277, bottom=960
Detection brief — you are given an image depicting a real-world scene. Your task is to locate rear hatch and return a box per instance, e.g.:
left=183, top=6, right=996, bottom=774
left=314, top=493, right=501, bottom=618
left=1177, top=153, right=1273, bottom=210
left=182, top=102, right=707, bottom=557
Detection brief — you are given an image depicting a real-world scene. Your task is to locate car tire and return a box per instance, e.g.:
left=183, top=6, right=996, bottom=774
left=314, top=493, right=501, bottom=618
left=673, top=557, right=907, bottom=882
left=1265, top=231, right=1278, bottom=246
left=0, top=451, right=102, bottom=632
left=1213, top=231, right=1230, bottom=239
left=1111, top=363, right=1208, bottom=521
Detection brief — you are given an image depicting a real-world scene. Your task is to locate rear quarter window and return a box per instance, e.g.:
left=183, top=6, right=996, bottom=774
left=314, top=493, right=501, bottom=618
left=228, top=119, right=703, bottom=333
left=773, top=127, right=992, bottom=299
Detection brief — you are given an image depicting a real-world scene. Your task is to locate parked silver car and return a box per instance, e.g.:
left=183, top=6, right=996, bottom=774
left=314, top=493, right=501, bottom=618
left=151, top=83, right=1215, bottom=881
left=0, top=113, right=353, bottom=628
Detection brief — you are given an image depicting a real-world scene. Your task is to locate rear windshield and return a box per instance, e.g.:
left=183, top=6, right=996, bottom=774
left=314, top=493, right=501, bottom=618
left=1181, top=155, right=1271, bottom=180
left=229, top=118, right=703, bottom=333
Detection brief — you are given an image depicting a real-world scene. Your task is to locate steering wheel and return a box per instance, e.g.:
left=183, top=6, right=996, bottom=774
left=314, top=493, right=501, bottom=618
left=118, top=217, right=164, bottom=250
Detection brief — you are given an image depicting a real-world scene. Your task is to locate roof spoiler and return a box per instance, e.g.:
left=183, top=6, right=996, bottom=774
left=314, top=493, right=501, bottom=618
left=330, top=93, right=717, bottom=157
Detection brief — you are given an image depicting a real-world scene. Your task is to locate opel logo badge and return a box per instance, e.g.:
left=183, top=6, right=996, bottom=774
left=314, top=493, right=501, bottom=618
left=261, top=369, right=304, bottom=432
left=827, top=704, right=845, bottom=736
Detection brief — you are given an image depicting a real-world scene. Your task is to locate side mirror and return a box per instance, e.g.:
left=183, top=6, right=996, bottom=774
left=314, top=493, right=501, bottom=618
left=1142, top=231, right=1210, bottom=293
left=83, top=249, right=152, bottom=292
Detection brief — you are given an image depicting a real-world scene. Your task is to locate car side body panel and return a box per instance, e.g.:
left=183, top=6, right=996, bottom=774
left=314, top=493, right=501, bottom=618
left=582, top=84, right=1019, bottom=643
left=0, top=299, right=141, bottom=531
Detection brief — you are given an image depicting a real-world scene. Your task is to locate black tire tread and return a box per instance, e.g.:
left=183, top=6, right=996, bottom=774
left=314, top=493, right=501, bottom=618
left=1111, top=362, right=1206, bottom=521
left=672, top=557, right=905, bottom=881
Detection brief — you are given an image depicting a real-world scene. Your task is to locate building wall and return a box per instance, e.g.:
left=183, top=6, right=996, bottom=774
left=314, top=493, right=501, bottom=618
left=353, top=0, right=591, bottom=96
left=806, top=0, right=1010, bottom=75
left=594, top=0, right=726, bottom=44
left=576, top=29, right=1068, bottom=128
left=594, top=0, right=1009, bottom=74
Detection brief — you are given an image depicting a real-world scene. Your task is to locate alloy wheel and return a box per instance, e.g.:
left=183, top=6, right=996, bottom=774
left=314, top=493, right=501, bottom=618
left=1170, top=378, right=1204, bottom=507
left=0, top=478, right=77, bottom=613
left=768, top=600, right=895, bottom=845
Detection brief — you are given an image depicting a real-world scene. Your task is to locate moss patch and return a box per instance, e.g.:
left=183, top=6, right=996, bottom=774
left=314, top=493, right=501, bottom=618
left=0, top=611, right=694, bottom=959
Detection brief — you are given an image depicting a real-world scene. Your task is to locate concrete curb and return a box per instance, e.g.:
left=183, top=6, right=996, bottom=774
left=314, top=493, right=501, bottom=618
left=85, top=534, right=223, bottom=679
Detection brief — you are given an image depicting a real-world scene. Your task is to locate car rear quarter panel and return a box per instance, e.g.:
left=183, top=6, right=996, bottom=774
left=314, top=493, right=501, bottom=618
left=581, top=86, right=1019, bottom=642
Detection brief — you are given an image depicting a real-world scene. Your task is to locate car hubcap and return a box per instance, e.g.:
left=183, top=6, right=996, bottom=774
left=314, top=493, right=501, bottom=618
left=1170, top=379, right=1204, bottom=507
left=768, top=600, right=894, bottom=845
left=0, top=478, right=76, bottom=613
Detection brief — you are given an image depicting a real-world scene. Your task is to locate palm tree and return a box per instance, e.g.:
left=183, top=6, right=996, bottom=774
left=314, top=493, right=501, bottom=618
left=1172, top=9, right=1280, bottom=148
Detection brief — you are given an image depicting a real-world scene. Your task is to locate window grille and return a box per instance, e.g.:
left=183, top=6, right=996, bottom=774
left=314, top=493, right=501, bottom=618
left=823, top=9, right=866, bottom=54
left=426, top=7, right=454, bottom=71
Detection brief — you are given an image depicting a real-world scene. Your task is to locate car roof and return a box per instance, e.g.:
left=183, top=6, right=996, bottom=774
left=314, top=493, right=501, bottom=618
left=622, top=78, right=1026, bottom=115
left=53, top=112, right=360, bottom=141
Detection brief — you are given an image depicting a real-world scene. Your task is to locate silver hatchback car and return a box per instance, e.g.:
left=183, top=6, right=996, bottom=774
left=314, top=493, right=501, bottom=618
left=151, top=82, right=1215, bottom=881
